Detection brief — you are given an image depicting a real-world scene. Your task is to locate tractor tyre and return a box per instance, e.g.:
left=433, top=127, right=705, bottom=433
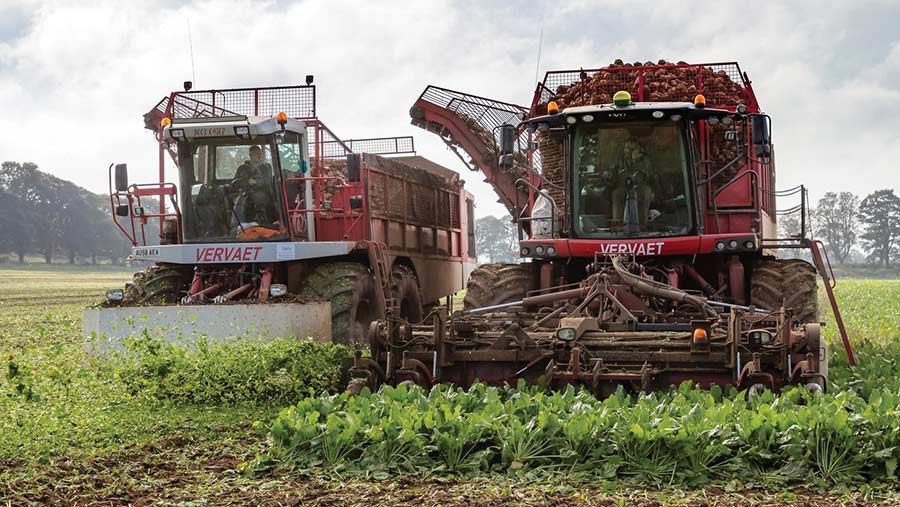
left=300, top=262, right=378, bottom=349
left=751, top=258, right=819, bottom=323
left=463, top=263, right=534, bottom=311
left=123, top=263, right=191, bottom=305
left=391, top=264, right=423, bottom=323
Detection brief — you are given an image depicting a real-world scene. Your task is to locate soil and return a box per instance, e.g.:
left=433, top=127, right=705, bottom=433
left=2, top=435, right=896, bottom=507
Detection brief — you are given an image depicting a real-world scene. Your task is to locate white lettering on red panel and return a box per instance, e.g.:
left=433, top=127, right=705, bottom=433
left=194, top=246, right=263, bottom=262
left=598, top=242, right=665, bottom=256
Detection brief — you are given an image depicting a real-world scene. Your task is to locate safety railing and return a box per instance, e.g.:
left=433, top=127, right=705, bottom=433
left=110, top=185, right=181, bottom=247
left=413, top=86, right=538, bottom=172
left=165, top=85, right=316, bottom=120
left=533, top=61, right=757, bottom=114
left=760, top=185, right=811, bottom=248
left=710, top=170, right=759, bottom=220
left=515, top=178, right=559, bottom=240
left=322, top=136, right=416, bottom=158
left=282, top=176, right=365, bottom=241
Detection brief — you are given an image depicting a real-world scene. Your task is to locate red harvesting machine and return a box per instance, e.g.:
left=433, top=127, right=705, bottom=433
left=348, top=61, right=854, bottom=396
left=86, top=81, right=477, bottom=348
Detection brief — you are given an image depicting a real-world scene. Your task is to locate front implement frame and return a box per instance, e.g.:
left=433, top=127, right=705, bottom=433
left=355, top=256, right=827, bottom=393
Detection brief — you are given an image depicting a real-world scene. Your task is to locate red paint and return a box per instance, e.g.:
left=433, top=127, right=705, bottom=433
left=522, top=233, right=755, bottom=258
left=811, top=240, right=856, bottom=366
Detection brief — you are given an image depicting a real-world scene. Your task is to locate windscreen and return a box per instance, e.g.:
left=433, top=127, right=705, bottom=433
left=572, top=121, right=692, bottom=238
left=177, top=139, right=288, bottom=243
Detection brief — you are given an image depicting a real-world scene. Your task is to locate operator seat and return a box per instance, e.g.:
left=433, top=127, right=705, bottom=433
left=194, top=184, right=230, bottom=238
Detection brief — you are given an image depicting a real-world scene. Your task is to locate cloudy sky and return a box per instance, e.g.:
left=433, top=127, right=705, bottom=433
left=1, top=0, right=899, bottom=218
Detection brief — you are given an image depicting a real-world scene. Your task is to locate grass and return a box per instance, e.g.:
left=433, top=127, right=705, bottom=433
left=819, top=277, right=900, bottom=347
left=0, top=266, right=275, bottom=467
left=1, top=265, right=899, bottom=505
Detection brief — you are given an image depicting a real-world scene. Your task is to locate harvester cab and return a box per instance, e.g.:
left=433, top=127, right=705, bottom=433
left=159, top=115, right=310, bottom=244
left=520, top=95, right=769, bottom=243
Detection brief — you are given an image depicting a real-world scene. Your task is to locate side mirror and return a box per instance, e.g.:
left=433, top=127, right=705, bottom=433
left=751, top=115, right=772, bottom=158
left=115, top=204, right=129, bottom=217
left=751, top=115, right=770, bottom=145
left=346, top=154, right=360, bottom=182
left=499, top=124, right=517, bottom=156
left=114, top=163, right=128, bottom=192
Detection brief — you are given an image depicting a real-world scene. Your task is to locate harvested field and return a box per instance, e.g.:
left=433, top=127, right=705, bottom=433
left=2, top=265, right=900, bottom=505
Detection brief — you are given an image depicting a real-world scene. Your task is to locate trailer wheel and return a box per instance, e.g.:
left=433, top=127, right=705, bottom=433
left=463, top=263, right=534, bottom=311
left=392, top=264, right=423, bottom=323
left=301, top=262, right=378, bottom=349
left=123, top=263, right=191, bottom=304
left=751, top=258, right=819, bottom=323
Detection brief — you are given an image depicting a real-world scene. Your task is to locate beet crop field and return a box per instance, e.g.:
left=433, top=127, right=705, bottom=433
left=2, top=264, right=900, bottom=506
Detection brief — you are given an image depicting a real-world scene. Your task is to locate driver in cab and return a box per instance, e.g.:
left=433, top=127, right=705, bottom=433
left=230, top=146, right=277, bottom=227
left=232, top=146, right=272, bottom=192
left=609, top=137, right=654, bottom=229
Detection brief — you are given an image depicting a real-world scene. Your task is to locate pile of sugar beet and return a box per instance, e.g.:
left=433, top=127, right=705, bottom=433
left=442, top=60, right=752, bottom=215
left=536, top=60, right=751, bottom=205
left=541, top=59, right=748, bottom=112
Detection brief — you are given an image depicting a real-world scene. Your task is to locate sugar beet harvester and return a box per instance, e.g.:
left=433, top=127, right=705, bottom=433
left=85, top=83, right=477, bottom=348
left=348, top=61, right=856, bottom=395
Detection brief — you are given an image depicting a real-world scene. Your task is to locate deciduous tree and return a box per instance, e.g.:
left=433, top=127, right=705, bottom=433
left=0, top=191, right=31, bottom=262
left=475, top=215, right=518, bottom=263
left=858, top=189, right=900, bottom=268
left=814, top=192, right=859, bottom=264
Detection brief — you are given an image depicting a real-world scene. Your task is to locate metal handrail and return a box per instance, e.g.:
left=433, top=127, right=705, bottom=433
left=283, top=175, right=363, bottom=240
left=514, top=178, right=559, bottom=240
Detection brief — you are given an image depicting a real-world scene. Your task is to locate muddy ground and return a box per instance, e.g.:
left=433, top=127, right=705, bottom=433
left=2, top=434, right=895, bottom=507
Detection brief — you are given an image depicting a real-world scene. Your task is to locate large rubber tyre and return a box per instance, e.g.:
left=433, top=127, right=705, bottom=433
left=392, top=264, right=423, bottom=323
left=751, top=258, right=819, bottom=323
left=463, top=263, right=534, bottom=311
left=300, top=262, right=379, bottom=349
left=123, top=263, right=191, bottom=304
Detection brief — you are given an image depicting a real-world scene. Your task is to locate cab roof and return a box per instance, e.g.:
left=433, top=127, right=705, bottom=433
left=163, top=115, right=306, bottom=142
left=527, top=101, right=735, bottom=127
left=561, top=102, right=697, bottom=115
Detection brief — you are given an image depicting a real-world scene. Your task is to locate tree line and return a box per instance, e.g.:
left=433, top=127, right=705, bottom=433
left=780, top=189, right=900, bottom=268
left=0, top=162, right=132, bottom=264
left=477, top=188, right=900, bottom=267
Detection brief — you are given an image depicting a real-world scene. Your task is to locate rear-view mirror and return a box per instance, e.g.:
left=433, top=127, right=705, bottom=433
left=751, top=115, right=770, bottom=145
left=499, top=124, right=517, bottom=155
left=751, top=115, right=772, bottom=158
left=346, top=154, right=360, bottom=182
left=114, top=163, right=128, bottom=192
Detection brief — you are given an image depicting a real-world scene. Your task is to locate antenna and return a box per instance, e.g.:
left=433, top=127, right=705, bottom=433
left=187, top=18, right=197, bottom=86
left=534, top=26, right=544, bottom=84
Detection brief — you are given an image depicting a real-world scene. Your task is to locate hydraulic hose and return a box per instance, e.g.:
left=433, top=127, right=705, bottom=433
left=610, top=256, right=718, bottom=319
